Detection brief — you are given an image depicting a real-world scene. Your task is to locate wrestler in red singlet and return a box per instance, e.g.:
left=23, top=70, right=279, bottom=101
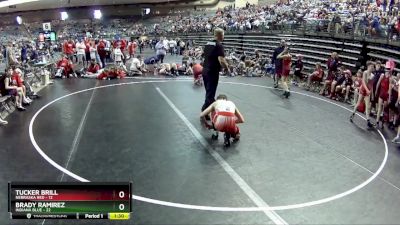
left=282, top=55, right=291, bottom=77
left=379, top=74, right=390, bottom=101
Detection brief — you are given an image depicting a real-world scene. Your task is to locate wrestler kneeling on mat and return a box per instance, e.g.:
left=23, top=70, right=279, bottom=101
left=200, top=94, right=245, bottom=147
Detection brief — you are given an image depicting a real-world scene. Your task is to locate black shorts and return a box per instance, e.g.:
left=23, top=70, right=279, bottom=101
left=294, top=70, right=303, bottom=78
left=85, top=52, right=91, bottom=61
left=335, top=76, right=345, bottom=85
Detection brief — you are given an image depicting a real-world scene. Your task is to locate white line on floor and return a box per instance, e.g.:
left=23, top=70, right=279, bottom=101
left=60, top=82, right=97, bottom=182
left=155, top=87, right=288, bottom=225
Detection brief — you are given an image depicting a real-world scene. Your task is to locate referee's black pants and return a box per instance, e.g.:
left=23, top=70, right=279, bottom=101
left=201, top=73, right=219, bottom=111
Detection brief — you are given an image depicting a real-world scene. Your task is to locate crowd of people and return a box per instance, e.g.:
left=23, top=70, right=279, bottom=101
left=266, top=37, right=400, bottom=142
left=50, top=35, right=203, bottom=80
left=150, top=0, right=400, bottom=41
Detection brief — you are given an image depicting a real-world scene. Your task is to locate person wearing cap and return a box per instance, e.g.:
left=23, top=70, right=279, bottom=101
left=375, top=60, right=395, bottom=128
left=201, top=28, right=229, bottom=115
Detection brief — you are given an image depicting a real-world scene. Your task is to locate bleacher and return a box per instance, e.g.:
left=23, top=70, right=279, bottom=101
left=181, top=33, right=365, bottom=75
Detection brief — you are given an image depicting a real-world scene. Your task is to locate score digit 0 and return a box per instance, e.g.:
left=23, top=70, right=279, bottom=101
left=118, top=191, right=125, bottom=199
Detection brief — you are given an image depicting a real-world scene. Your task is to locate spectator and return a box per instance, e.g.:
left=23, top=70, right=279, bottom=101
left=89, top=41, right=99, bottom=67
left=113, top=44, right=124, bottom=65
left=20, top=44, right=27, bottom=63
left=156, top=38, right=167, bottom=63
left=179, top=40, right=186, bottom=55
left=292, top=54, right=304, bottom=85
left=76, top=39, right=86, bottom=66
left=63, top=38, right=75, bottom=62
left=306, top=62, right=324, bottom=89
left=4, top=68, right=25, bottom=111
left=5, top=42, right=18, bottom=67
left=56, top=55, right=75, bottom=78
left=97, top=38, right=107, bottom=68
left=168, top=39, right=177, bottom=55
left=128, top=40, right=138, bottom=58
left=87, top=59, right=101, bottom=74
left=12, top=67, right=32, bottom=104
left=320, top=52, right=339, bottom=95
left=84, top=38, right=91, bottom=67
left=129, top=55, right=146, bottom=76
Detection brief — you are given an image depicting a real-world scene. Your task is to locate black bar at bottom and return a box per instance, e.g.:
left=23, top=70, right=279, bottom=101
left=11, top=213, right=109, bottom=219
left=11, top=213, right=78, bottom=219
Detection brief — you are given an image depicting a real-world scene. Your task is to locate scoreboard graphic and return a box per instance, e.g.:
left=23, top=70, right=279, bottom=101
left=8, top=182, right=132, bottom=220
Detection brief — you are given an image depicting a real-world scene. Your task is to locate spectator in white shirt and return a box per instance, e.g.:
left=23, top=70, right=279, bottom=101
left=113, top=44, right=124, bottom=65
left=156, top=38, right=167, bottom=63
left=168, top=39, right=177, bottom=55
left=129, top=55, right=146, bottom=76
left=76, top=40, right=86, bottom=66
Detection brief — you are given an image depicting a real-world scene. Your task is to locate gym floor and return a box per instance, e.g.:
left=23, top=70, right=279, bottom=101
left=1, top=50, right=400, bottom=225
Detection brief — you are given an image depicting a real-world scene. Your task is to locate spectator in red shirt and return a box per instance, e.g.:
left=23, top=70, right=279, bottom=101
left=4, top=68, right=25, bottom=110
left=56, top=55, right=75, bottom=78
left=12, top=67, right=32, bottom=104
left=63, top=38, right=75, bottom=62
left=87, top=59, right=100, bottom=74
left=97, top=39, right=107, bottom=68
left=306, top=63, right=324, bottom=89
left=128, top=40, right=138, bottom=58
left=193, top=63, right=203, bottom=86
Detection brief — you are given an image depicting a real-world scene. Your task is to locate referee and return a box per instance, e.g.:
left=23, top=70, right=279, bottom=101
left=201, top=28, right=229, bottom=118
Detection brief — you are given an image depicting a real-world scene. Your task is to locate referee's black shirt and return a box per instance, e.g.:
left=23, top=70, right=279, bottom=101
left=202, top=40, right=225, bottom=76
